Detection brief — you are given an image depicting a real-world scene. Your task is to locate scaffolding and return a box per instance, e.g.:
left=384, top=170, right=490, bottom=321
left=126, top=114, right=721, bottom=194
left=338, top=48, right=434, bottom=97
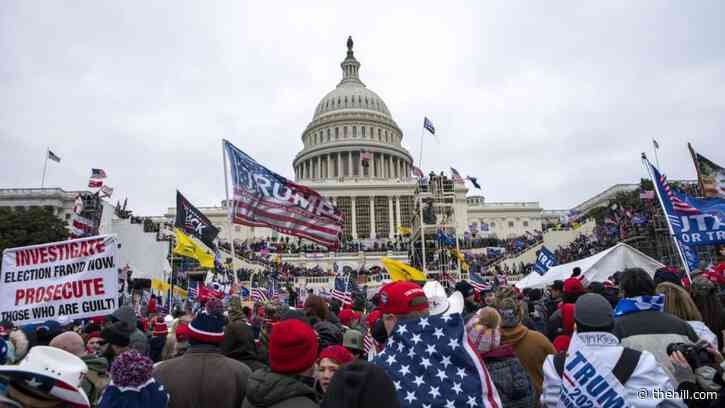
left=410, top=175, right=462, bottom=284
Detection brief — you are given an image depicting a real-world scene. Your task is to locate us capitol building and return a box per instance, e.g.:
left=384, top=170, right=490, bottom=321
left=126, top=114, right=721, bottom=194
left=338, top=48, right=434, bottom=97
left=216, top=37, right=544, bottom=245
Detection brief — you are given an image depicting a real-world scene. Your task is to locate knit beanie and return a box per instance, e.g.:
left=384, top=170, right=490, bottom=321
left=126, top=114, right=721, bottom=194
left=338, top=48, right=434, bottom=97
left=101, top=322, right=131, bottom=347
left=49, top=331, right=85, bottom=357
left=188, top=298, right=225, bottom=344
left=152, top=318, right=168, bottom=337
left=494, top=288, right=522, bottom=328
left=98, top=350, right=170, bottom=408
left=338, top=309, right=360, bottom=327
left=318, top=345, right=354, bottom=366
left=268, top=319, right=318, bottom=374
left=321, top=360, right=400, bottom=408
left=110, top=350, right=153, bottom=387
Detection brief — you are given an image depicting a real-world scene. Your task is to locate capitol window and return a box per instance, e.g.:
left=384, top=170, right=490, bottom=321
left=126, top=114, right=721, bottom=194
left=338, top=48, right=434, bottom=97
left=353, top=126, right=357, bottom=137
left=508, top=221, right=514, bottom=227
left=523, top=221, right=529, bottom=227
left=378, top=128, right=381, bottom=140
left=361, top=127, right=366, bottom=137
left=344, top=126, right=348, bottom=138
left=335, top=128, right=339, bottom=139
left=327, top=129, right=331, bottom=141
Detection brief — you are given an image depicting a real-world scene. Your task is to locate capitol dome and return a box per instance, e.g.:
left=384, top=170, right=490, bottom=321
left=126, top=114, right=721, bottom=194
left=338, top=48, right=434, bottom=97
left=293, top=37, right=414, bottom=183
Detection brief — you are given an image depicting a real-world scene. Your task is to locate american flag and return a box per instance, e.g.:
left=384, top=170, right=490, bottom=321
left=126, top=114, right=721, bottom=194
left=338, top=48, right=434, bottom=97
left=372, top=314, right=502, bottom=408
left=331, top=275, right=353, bottom=305
left=469, top=270, right=492, bottom=293
left=649, top=161, right=700, bottom=215
left=363, top=332, right=377, bottom=355
left=188, top=280, right=199, bottom=302
left=269, top=281, right=280, bottom=302
left=223, top=140, right=343, bottom=248
left=251, top=281, right=268, bottom=303
left=90, top=168, right=107, bottom=179
left=423, top=117, right=435, bottom=135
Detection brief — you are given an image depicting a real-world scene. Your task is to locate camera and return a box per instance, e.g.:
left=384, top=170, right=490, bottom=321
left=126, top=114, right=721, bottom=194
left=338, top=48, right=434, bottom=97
left=666, top=342, right=714, bottom=369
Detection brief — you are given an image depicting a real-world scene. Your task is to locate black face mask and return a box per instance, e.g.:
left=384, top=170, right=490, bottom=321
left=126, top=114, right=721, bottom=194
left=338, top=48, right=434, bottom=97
left=371, top=318, right=387, bottom=344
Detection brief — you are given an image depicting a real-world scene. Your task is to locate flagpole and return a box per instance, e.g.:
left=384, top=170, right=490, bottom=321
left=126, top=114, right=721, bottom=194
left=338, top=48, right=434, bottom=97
left=222, top=140, right=238, bottom=285
left=169, top=238, right=175, bottom=309
left=418, top=123, right=424, bottom=171
left=41, top=148, right=49, bottom=188
left=687, top=143, right=706, bottom=197
left=641, top=154, right=692, bottom=281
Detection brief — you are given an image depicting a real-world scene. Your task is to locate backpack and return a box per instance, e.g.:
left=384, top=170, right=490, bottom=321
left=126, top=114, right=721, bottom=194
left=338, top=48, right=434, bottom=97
left=553, top=348, right=641, bottom=385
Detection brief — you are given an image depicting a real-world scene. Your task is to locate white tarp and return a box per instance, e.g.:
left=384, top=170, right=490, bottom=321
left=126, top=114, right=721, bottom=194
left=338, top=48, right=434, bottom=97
left=105, top=220, right=170, bottom=282
left=515, top=243, right=665, bottom=289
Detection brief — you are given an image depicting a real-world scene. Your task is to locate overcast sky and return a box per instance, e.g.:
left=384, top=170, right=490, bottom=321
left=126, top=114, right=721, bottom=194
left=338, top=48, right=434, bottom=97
left=2, top=1, right=723, bottom=216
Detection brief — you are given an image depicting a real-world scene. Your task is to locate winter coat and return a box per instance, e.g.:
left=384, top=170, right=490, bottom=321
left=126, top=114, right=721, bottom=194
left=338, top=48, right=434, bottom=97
left=81, top=354, right=110, bottom=407
left=242, top=368, right=319, bottom=408
left=482, top=345, right=535, bottom=408
left=314, top=321, right=342, bottom=351
left=500, top=323, right=556, bottom=398
left=613, top=310, right=699, bottom=385
left=153, top=344, right=251, bottom=408
left=540, top=332, right=683, bottom=408
left=222, top=320, right=268, bottom=372
left=150, top=335, right=167, bottom=363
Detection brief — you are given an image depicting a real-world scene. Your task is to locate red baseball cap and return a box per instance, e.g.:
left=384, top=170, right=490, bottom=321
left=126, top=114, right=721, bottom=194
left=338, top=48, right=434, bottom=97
left=563, top=277, right=585, bottom=295
left=338, top=309, right=361, bottom=327
left=378, top=281, right=428, bottom=315
left=365, top=310, right=382, bottom=328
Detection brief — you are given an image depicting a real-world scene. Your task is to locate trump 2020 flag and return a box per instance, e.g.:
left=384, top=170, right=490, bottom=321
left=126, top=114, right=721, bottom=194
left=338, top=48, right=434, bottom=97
left=372, top=314, right=502, bottom=408
left=223, top=140, right=343, bottom=249
left=534, top=246, right=558, bottom=275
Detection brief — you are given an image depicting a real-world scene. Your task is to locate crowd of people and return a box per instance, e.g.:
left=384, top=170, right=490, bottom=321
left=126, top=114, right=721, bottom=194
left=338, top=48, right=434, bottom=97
left=1, top=247, right=724, bottom=407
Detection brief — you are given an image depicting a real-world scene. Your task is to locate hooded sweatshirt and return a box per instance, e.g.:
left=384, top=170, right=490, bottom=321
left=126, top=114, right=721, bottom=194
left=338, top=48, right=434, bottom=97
left=112, top=306, right=149, bottom=355
left=222, top=317, right=267, bottom=372
left=81, top=354, right=111, bottom=405
left=242, top=369, right=318, bottom=408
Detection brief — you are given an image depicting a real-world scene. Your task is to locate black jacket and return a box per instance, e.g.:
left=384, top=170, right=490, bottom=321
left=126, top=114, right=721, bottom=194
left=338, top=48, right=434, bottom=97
left=242, top=369, right=319, bottom=408
left=222, top=320, right=268, bottom=372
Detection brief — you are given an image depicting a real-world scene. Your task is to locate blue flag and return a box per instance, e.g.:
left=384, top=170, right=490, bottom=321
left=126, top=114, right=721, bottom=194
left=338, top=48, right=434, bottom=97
left=649, top=160, right=725, bottom=246
left=534, top=246, right=557, bottom=275
left=372, top=314, right=502, bottom=407
left=466, top=176, right=481, bottom=189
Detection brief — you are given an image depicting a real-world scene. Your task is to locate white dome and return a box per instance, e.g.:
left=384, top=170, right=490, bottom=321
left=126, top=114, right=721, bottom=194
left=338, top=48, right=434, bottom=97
left=313, top=83, right=392, bottom=120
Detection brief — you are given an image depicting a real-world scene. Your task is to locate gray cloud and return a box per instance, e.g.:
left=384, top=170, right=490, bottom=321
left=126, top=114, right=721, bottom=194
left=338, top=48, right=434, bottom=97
left=1, top=1, right=723, bottom=215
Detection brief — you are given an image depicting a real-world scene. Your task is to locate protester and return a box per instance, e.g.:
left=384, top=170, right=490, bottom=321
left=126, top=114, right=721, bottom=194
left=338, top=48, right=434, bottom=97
left=86, top=331, right=105, bottom=355
left=341, top=329, right=364, bottom=360
left=320, top=360, right=400, bottom=408
left=495, top=287, right=556, bottom=399
left=468, top=307, right=534, bottom=408
left=541, top=280, right=564, bottom=320
left=552, top=303, right=575, bottom=352
left=541, top=293, right=684, bottom=407
left=656, top=282, right=719, bottom=348
left=111, top=305, right=149, bottom=356
left=689, top=276, right=725, bottom=350
left=98, top=350, right=169, bottom=407
left=154, top=298, right=251, bottom=408
left=222, top=297, right=267, bottom=372
left=50, top=331, right=110, bottom=406
left=101, top=321, right=132, bottom=365
left=317, top=345, right=354, bottom=393
left=545, top=277, right=585, bottom=342
left=483, top=288, right=497, bottom=306
left=242, top=319, right=320, bottom=408
left=378, top=281, right=429, bottom=336
left=455, top=280, right=478, bottom=319
left=0, top=346, right=91, bottom=407
left=149, top=317, right=168, bottom=363
left=337, top=309, right=361, bottom=330
left=613, top=268, right=699, bottom=385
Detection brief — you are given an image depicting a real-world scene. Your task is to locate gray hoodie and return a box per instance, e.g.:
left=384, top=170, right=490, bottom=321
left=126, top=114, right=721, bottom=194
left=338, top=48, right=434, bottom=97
left=112, top=305, right=149, bottom=355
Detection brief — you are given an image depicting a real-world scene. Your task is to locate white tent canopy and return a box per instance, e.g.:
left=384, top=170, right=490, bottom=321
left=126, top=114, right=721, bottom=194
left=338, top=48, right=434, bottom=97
left=515, top=243, right=665, bottom=289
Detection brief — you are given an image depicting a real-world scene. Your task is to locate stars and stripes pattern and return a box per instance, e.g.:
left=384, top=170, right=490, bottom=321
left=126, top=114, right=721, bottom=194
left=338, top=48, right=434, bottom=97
left=251, top=282, right=269, bottom=303
left=468, top=270, right=492, bottom=293
left=660, top=175, right=700, bottom=214
left=90, top=168, right=107, bottom=179
left=188, top=280, right=199, bottom=302
left=224, top=140, right=343, bottom=249
left=423, top=117, right=435, bottom=135
left=449, top=167, right=464, bottom=183
left=363, top=332, right=377, bottom=355
left=331, top=275, right=353, bottom=305
left=372, top=314, right=502, bottom=408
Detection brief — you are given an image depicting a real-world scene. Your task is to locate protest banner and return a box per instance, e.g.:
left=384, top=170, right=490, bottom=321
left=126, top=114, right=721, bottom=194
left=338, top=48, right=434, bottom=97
left=1, top=234, right=119, bottom=325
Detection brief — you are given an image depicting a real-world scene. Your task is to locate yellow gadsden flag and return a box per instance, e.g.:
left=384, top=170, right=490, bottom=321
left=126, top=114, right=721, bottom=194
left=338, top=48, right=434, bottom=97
left=382, top=257, right=426, bottom=282
left=173, top=228, right=214, bottom=268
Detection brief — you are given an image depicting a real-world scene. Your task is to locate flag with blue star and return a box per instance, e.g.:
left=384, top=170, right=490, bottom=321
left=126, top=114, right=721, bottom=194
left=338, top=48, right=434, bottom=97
left=372, top=314, right=502, bottom=408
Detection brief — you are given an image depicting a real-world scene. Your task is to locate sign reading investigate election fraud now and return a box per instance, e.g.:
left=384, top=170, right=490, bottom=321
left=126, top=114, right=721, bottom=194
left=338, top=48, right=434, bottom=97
left=1, top=235, right=119, bottom=325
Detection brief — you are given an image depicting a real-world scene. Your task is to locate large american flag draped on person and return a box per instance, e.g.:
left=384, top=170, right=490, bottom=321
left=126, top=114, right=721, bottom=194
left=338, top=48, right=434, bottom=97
left=223, top=140, right=343, bottom=248
left=372, top=314, right=502, bottom=408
